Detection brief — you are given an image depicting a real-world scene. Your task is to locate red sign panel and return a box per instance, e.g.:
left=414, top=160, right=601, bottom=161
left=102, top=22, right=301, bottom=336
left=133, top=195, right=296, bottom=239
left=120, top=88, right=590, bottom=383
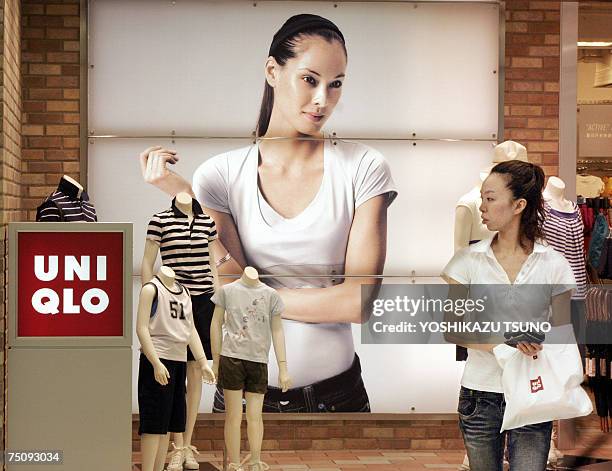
left=17, top=231, right=124, bottom=337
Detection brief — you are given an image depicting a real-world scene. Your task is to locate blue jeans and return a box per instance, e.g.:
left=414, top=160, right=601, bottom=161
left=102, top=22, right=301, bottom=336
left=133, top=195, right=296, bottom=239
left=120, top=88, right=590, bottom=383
left=458, top=386, right=552, bottom=471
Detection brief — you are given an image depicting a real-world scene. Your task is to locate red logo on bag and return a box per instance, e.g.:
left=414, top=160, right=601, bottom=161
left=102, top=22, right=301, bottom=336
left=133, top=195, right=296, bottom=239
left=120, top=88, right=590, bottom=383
left=530, top=376, right=544, bottom=393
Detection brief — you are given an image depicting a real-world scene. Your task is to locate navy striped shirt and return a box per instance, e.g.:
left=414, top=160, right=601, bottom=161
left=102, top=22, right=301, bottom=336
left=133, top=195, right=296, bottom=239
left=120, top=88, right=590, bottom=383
left=36, top=177, right=97, bottom=222
left=542, top=201, right=587, bottom=299
left=146, top=198, right=217, bottom=295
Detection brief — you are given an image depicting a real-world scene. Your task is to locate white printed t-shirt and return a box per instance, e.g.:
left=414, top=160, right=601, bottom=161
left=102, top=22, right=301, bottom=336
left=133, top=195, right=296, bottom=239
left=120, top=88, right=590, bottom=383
left=211, top=279, right=284, bottom=364
left=442, top=236, right=576, bottom=393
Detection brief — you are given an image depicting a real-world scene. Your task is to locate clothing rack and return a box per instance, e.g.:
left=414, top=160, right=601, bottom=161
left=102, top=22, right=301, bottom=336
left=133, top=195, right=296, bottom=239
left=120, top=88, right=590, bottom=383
left=577, top=160, right=612, bottom=173
left=585, top=285, right=612, bottom=432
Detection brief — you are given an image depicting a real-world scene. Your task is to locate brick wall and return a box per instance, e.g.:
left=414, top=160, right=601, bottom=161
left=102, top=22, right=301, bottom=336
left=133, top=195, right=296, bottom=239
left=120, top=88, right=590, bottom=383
left=21, top=0, right=80, bottom=221
left=504, top=0, right=561, bottom=176
left=0, top=0, right=21, bottom=454
left=132, top=416, right=465, bottom=453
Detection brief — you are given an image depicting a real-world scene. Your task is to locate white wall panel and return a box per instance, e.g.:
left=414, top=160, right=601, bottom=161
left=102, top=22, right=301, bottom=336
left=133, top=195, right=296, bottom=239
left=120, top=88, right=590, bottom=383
left=89, top=0, right=499, bottom=139
left=88, top=0, right=500, bottom=413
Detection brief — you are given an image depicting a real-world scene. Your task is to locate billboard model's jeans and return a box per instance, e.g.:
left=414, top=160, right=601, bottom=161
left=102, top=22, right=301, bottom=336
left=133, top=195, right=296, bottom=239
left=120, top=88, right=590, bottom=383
left=213, top=354, right=370, bottom=413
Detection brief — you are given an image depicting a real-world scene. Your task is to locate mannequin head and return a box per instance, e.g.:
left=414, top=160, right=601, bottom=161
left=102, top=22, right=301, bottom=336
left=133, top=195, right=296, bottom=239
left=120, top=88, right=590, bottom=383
left=62, top=174, right=83, bottom=190
left=493, top=140, right=528, bottom=164
left=257, top=14, right=347, bottom=137
left=243, top=266, right=259, bottom=280
left=157, top=265, right=176, bottom=289
left=543, top=176, right=565, bottom=200
left=176, top=191, right=192, bottom=205
left=480, top=160, right=545, bottom=247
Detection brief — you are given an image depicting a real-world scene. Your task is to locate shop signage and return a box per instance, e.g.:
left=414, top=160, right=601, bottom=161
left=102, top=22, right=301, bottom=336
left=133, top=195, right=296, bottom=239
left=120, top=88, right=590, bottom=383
left=578, top=104, right=612, bottom=158
left=16, top=231, right=124, bottom=337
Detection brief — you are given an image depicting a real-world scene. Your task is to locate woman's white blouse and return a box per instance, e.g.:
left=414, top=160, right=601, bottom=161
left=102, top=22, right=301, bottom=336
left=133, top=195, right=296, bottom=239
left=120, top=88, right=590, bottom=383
left=442, top=236, right=576, bottom=393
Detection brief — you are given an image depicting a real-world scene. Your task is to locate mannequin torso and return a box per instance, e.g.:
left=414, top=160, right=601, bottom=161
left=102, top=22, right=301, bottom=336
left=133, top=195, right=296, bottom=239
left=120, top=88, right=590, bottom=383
left=36, top=175, right=97, bottom=222
left=543, top=177, right=574, bottom=213
left=241, top=266, right=261, bottom=287
left=175, top=191, right=194, bottom=224
left=157, top=265, right=178, bottom=291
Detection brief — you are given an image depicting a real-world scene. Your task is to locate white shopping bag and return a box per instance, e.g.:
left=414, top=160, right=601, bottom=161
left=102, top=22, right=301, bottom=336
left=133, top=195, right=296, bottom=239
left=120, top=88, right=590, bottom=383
left=494, top=342, right=592, bottom=432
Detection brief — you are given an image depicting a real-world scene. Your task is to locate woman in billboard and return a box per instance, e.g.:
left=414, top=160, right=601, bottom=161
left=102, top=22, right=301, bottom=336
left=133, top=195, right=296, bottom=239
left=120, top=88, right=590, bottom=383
left=139, top=14, right=397, bottom=413
left=442, top=160, right=575, bottom=471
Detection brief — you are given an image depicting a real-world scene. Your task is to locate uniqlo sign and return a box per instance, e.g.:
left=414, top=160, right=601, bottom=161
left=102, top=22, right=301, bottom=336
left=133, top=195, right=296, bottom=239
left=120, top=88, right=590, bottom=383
left=17, top=231, right=124, bottom=337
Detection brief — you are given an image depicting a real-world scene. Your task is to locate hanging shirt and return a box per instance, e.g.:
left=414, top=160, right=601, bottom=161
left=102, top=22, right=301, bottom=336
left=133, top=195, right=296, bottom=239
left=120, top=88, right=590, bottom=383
left=146, top=197, right=218, bottom=296
left=211, top=278, right=284, bottom=364
left=36, top=177, right=98, bottom=222
left=144, top=276, right=194, bottom=362
left=576, top=175, right=605, bottom=198
left=442, top=236, right=576, bottom=393
left=542, top=202, right=588, bottom=299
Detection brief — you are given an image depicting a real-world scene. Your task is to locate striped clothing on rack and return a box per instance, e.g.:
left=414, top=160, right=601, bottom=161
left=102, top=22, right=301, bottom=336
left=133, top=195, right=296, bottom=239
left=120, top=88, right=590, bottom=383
left=36, top=177, right=98, bottom=222
left=146, top=197, right=218, bottom=296
left=542, top=201, right=588, bottom=299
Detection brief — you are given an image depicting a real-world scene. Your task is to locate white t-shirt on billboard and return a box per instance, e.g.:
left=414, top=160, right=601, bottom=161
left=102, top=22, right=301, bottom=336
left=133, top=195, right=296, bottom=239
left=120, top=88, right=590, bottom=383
left=442, top=236, right=576, bottom=393
left=192, top=137, right=397, bottom=387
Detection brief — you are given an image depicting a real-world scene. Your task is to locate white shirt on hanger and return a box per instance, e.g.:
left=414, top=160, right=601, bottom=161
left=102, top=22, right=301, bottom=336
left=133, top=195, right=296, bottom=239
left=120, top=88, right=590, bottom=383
left=576, top=174, right=605, bottom=198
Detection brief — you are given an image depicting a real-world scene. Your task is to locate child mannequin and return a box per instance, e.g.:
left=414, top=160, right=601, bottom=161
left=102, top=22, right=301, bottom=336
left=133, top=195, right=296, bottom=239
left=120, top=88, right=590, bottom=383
left=136, top=265, right=215, bottom=471
left=210, top=267, right=291, bottom=471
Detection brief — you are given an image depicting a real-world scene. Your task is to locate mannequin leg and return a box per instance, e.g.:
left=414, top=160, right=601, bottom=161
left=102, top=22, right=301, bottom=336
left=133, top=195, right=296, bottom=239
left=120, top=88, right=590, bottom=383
left=185, top=361, right=203, bottom=446
left=245, top=392, right=265, bottom=465
left=171, top=432, right=184, bottom=448
left=169, top=362, right=202, bottom=449
left=155, top=433, right=171, bottom=471
left=224, top=389, right=244, bottom=465
left=140, top=434, right=162, bottom=471
left=181, top=361, right=204, bottom=469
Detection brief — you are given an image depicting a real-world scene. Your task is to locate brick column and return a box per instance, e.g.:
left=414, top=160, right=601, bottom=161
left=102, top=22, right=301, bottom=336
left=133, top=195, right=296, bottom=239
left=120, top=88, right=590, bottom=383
left=21, top=0, right=80, bottom=221
left=504, top=0, right=561, bottom=176
left=0, top=0, right=21, bottom=455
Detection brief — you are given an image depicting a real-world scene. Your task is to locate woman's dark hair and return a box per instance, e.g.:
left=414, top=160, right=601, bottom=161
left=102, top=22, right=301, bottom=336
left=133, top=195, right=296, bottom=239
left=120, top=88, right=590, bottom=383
left=256, top=14, right=347, bottom=137
left=490, top=160, right=546, bottom=248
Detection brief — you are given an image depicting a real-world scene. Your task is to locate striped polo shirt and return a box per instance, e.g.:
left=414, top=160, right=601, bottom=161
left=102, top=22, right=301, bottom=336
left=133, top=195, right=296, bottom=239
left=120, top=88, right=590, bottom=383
left=146, top=198, right=218, bottom=295
left=36, top=177, right=98, bottom=222
left=542, top=201, right=587, bottom=299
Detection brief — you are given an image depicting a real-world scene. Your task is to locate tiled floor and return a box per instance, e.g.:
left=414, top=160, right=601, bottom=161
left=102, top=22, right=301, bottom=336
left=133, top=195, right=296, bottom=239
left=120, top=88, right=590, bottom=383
left=133, top=450, right=466, bottom=470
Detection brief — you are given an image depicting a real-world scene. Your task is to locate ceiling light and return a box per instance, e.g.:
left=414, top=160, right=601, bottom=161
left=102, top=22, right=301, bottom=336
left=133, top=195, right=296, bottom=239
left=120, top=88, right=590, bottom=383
left=578, top=41, right=612, bottom=47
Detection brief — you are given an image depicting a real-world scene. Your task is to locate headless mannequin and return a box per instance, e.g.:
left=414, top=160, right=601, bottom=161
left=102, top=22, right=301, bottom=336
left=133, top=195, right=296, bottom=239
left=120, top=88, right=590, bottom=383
left=210, top=267, right=291, bottom=469
left=62, top=175, right=83, bottom=196
left=142, top=191, right=194, bottom=281
left=542, top=176, right=576, bottom=466
left=543, top=177, right=574, bottom=213
left=453, top=168, right=492, bottom=253
left=136, top=266, right=215, bottom=471
left=141, top=191, right=219, bottom=465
